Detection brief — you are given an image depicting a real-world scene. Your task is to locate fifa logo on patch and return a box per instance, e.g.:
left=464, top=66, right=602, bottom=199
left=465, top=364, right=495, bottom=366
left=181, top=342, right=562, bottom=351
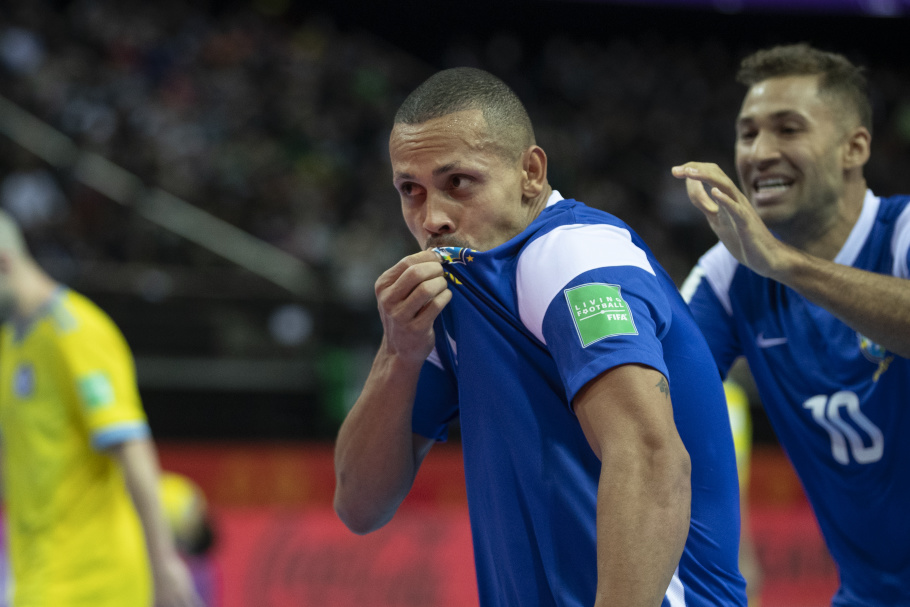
left=857, top=333, right=886, bottom=363
left=13, top=363, right=35, bottom=398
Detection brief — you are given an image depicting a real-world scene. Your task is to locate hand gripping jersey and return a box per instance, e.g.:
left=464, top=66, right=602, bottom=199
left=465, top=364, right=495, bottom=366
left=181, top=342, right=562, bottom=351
left=683, top=191, right=910, bottom=607
left=414, top=192, right=747, bottom=607
left=0, top=289, right=152, bottom=607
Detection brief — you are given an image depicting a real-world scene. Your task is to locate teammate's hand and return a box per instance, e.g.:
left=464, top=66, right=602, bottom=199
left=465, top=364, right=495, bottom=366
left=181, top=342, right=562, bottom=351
left=671, top=162, right=793, bottom=278
left=375, top=250, right=452, bottom=364
left=154, top=554, right=204, bottom=607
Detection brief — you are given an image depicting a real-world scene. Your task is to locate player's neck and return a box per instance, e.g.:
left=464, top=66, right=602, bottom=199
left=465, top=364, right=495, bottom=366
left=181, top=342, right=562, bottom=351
left=778, top=180, right=867, bottom=261
left=13, top=265, right=61, bottom=322
left=525, top=184, right=554, bottom=224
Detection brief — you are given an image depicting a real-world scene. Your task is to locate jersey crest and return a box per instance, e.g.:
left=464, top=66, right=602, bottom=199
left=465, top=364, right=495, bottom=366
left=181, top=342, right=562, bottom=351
left=13, top=363, right=35, bottom=399
left=857, top=332, right=887, bottom=363
left=433, top=246, right=476, bottom=285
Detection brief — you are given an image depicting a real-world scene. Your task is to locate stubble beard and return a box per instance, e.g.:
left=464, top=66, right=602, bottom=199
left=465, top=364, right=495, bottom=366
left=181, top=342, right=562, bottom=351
left=424, top=234, right=478, bottom=251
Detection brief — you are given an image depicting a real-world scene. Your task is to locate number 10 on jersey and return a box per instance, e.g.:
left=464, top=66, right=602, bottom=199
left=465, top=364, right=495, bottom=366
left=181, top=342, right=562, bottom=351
left=803, top=391, right=884, bottom=465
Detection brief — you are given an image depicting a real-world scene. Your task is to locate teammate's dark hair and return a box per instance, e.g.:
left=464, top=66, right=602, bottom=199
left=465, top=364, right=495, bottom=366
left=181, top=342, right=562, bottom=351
left=737, top=43, right=872, bottom=134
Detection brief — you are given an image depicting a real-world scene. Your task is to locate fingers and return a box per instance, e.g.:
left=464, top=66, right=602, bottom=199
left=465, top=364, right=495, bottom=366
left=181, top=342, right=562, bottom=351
left=672, top=162, right=750, bottom=212
left=671, top=162, right=731, bottom=187
left=376, top=251, right=451, bottom=326
left=684, top=177, right=719, bottom=214
left=375, top=250, right=443, bottom=292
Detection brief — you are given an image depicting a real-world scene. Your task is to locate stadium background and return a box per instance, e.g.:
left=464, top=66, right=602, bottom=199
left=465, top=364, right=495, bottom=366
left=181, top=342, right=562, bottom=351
left=0, top=0, right=908, bottom=604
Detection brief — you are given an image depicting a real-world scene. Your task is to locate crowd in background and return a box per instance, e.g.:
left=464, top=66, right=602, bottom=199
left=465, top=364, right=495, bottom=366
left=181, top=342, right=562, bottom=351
left=0, top=0, right=909, bottom=436
left=3, top=0, right=910, bottom=298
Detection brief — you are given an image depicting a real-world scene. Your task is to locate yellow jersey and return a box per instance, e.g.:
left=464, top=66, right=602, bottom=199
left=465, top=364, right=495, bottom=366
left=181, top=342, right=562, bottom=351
left=0, top=289, right=151, bottom=607
left=724, top=379, right=753, bottom=492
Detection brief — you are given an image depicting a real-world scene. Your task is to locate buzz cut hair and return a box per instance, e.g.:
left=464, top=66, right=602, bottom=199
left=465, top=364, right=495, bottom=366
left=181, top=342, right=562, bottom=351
left=394, top=67, right=535, bottom=160
left=737, top=43, right=873, bottom=134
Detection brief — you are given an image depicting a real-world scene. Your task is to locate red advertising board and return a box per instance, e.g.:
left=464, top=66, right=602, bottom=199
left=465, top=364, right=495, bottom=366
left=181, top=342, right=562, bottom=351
left=159, top=443, right=838, bottom=607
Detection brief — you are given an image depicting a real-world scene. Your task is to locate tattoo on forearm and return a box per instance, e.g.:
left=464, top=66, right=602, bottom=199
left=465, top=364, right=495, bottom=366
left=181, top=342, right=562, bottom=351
left=656, top=377, right=670, bottom=398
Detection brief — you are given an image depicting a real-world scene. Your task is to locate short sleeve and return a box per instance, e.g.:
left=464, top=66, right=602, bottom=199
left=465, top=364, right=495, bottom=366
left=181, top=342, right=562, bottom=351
left=56, top=299, right=149, bottom=450
left=680, top=254, right=742, bottom=378
left=541, top=266, right=671, bottom=404
left=411, top=346, right=458, bottom=441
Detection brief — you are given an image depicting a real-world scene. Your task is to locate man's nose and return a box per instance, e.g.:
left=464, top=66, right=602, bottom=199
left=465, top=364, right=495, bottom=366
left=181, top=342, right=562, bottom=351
left=750, top=131, right=782, bottom=167
left=423, top=194, right=454, bottom=235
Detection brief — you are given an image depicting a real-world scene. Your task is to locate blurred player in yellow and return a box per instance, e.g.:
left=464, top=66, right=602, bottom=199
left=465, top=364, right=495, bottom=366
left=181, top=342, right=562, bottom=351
left=0, top=210, right=201, bottom=607
left=725, top=379, right=763, bottom=606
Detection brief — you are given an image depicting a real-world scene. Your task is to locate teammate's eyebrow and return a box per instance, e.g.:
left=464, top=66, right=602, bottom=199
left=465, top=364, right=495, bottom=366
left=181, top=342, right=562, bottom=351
left=738, top=110, right=806, bottom=125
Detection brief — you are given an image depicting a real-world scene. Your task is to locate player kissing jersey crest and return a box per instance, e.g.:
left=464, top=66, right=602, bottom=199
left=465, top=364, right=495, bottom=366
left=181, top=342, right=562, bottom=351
left=432, top=246, right=476, bottom=265
left=432, top=246, right=477, bottom=285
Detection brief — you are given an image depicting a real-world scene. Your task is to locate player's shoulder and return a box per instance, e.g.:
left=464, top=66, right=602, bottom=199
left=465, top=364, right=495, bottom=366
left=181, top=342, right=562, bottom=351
left=519, top=199, right=655, bottom=278
left=53, top=290, right=122, bottom=340
left=870, top=192, right=910, bottom=278
left=680, top=242, right=741, bottom=308
left=877, top=192, right=910, bottom=217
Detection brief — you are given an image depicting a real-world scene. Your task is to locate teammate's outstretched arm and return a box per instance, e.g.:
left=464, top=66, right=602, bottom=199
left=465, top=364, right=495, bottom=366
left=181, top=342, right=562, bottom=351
left=334, top=251, right=451, bottom=534
left=672, top=162, right=910, bottom=357
left=573, top=363, right=691, bottom=607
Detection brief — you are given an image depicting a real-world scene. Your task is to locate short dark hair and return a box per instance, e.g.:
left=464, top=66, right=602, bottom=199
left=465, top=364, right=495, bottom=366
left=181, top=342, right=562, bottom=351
left=394, top=67, right=535, bottom=160
left=737, top=43, right=872, bottom=134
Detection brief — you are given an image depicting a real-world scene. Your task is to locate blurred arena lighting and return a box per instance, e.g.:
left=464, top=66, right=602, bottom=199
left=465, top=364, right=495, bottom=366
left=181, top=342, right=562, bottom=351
left=268, top=304, right=314, bottom=347
left=0, top=94, right=320, bottom=300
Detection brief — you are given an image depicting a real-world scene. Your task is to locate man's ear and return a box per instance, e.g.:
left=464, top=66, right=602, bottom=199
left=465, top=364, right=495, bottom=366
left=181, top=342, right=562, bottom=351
left=521, top=145, right=547, bottom=200
left=843, top=125, right=871, bottom=171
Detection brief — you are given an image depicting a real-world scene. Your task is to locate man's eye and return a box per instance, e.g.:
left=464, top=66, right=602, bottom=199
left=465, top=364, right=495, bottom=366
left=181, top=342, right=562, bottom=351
left=738, top=131, right=756, bottom=141
left=450, top=175, right=469, bottom=189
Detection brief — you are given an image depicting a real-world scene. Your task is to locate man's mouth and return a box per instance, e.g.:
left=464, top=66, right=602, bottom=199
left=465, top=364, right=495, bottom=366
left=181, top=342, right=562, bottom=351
left=752, top=176, right=794, bottom=201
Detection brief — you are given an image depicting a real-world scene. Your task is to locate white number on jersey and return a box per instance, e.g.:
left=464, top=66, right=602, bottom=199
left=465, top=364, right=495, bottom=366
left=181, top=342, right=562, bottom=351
left=803, top=391, right=884, bottom=465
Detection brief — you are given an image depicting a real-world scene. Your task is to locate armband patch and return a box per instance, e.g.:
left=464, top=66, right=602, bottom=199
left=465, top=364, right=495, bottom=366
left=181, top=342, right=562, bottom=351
left=564, top=283, right=638, bottom=347
left=78, top=371, right=115, bottom=411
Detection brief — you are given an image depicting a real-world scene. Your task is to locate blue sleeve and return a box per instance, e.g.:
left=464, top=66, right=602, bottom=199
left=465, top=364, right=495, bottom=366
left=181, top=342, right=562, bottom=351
left=685, top=267, right=741, bottom=378
left=541, top=265, right=671, bottom=405
left=411, top=357, right=458, bottom=441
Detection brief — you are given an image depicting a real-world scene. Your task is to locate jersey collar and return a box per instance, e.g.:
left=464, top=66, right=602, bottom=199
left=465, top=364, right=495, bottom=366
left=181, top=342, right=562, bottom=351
left=834, top=189, right=879, bottom=267
left=11, top=285, right=67, bottom=343
left=545, top=190, right=564, bottom=207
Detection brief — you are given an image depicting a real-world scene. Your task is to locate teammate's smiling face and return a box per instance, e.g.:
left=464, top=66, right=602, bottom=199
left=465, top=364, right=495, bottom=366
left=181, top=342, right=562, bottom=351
left=390, top=109, right=534, bottom=252
left=735, top=75, right=853, bottom=232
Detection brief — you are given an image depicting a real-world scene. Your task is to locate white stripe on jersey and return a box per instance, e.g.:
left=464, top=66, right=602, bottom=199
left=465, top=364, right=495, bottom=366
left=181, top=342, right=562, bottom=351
left=516, top=223, right=655, bottom=344
left=679, top=265, right=705, bottom=304
left=665, top=568, right=687, bottom=606
left=691, top=243, right=739, bottom=316
left=835, top=189, right=879, bottom=267
left=426, top=347, right=444, bottom=370
left=426, top=333, right=458, bottom=370
left=892, top=198, right=910, bottom=279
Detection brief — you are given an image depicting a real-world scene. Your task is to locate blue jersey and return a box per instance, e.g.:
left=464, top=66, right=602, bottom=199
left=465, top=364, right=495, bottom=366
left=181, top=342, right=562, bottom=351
left=413, top=193, right=746, bottom=607
left=683, top=191, right=910, bottom=607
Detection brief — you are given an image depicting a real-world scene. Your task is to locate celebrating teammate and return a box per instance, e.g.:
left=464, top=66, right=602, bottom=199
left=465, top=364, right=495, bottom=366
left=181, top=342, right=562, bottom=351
left=0, top=210, right=201, bottom=606
left=334, top=67, right=747, bottom=606
left=676, top=43, right=910, bottom=606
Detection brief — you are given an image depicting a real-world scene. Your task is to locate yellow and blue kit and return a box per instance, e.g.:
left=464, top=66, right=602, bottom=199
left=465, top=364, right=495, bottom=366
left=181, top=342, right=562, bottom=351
left=0, top=288, right=151, bottom=606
